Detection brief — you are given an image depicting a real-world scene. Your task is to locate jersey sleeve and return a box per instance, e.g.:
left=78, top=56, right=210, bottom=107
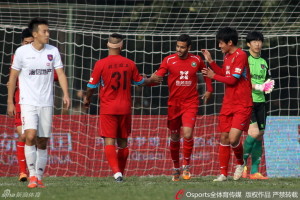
left=265, top=60, right=271, bottom=80
left=208, top=61, right=224, bottom=75
left=87, top=61, right=102, bottom=88
left=53, top=48, right=63, bottom=69
left=131, top=62, right=144, bottom=85
left=155, top=57, right=169, bottom=77
left=231, top=53, right=247, bottom=79
left=198, top=57, right=214, bottom=92
left=11, top=48, right=22, bottom=71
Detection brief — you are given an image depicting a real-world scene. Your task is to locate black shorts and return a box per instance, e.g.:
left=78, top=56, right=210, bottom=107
left=250, top=102, right=266, bottom=130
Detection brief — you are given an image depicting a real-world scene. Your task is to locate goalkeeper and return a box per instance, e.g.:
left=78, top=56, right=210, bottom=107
left=242, top=31, right=274, bottom=180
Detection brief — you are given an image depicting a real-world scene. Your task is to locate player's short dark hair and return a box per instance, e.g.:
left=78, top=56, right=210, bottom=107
left=21, top=28, right=32, bottom=41
left=28, top=17, right=49, bottom=33
left=216, top=27, right=238, bottom=45
left=177, top=34, right=192, bottom=47
left=110, top=33, right=123, bottom=40
left=246, top=31, right=264, bottom=43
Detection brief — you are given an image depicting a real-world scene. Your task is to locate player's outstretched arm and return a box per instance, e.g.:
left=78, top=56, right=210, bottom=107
left=142, top=71, right=163, bottom=86
left=7, top=69, right=19, bottom=117
left=56, top=68, right=70, bottom=109
left=83, top=87, right=95, bottom=108
left=201, top=49, right=223, bottom=75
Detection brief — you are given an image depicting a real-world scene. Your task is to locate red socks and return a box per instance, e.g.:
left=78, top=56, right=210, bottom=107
left=104, top=145, right=120, bottom=174
left=17, top=141, right=27, bottom=173
left=219, top=144, right=231, bottom=176
left=170, top=140, right=180, bottom=168
left=117, top=147, right=129, bottom=174
left=231, top=142, right=244, bottom=165
left=183, top=138, right=194, bottom=166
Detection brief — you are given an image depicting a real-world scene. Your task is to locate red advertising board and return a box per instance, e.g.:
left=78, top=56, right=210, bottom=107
left=0, top=115, right=266, bottom=177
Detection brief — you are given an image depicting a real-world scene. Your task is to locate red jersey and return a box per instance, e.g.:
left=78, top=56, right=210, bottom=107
left=88, top=55, right=144, bottom=115
left=156, top=53, right=213, bottom=106
left=210, top=48, right=252, bottom=107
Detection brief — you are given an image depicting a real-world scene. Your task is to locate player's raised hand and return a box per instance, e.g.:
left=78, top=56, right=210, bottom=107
left=201, top=68, right=215, bottom=79
left=201, top=49, right=213, bottom=63
left=7, top=103, right=16, bottom=117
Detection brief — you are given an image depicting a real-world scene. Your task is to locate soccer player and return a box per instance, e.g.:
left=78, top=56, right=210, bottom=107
left=201, top=27, right=252, bottom=181
left=7, top=28, right=33, bottom=182
left=84, top=33, right=162, bottom=182
left=242, top=31, right=274, bottom=180
left=153, top=34, right=213, bottom=181
left=7, top=17, right=70, bottom=188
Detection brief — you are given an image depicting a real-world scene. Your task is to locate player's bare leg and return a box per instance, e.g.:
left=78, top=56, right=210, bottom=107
left=104, top=137, right=123, bottom=182
left=16, top=126, right=28, bottom=182
left=229, top=128, right=245, bottom=181
left=25, top=129, right=38, bottom=188
left=170, top=130, right=180, bottom=181
left=182, top=127, right=193, bottom=180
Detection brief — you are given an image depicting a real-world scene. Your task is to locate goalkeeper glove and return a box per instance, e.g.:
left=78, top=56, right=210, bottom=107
left=254, top=79, right=275, bottom=94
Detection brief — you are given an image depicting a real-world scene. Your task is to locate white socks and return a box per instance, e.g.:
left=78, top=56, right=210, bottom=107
left=36, top=149, right=48, bottom=180
left=25, top=145, right=48, bottom=180
left=25, top=145, right=37, bottom=177
left=113, top=172, right=122, bottom=179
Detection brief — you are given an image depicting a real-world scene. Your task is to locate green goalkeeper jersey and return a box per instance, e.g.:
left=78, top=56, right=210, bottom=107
left=248, top=54, right=270, bottom=102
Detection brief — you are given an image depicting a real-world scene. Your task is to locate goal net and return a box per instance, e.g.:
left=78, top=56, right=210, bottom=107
left=0, top=0, right=299, bottom=177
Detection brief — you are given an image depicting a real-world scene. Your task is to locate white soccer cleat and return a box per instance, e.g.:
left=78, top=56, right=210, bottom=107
left=213, top=174, right=227, bottom=182
left=233, top=164, right=245, bottom=180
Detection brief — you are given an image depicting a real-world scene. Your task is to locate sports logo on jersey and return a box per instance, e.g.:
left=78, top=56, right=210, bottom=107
left=261, top=64, right=266, bottom=69
left=191, top=61, right=197, bottom=67
left=47, top=54, right=53, bottom=61
left=180, top=71, right=189, bottom=80
left=89, top=77, right=94, bottom=83
left=234, top=68, right=241, bottom=74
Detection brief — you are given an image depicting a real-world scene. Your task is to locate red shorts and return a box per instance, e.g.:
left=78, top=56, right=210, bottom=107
left=218, top=104, right=252, bottom=132
left=14, top=103, right=22, bottom=127
left=99, top=114, right=131, bottom=138
left=167, top=104, right=198, bottom=130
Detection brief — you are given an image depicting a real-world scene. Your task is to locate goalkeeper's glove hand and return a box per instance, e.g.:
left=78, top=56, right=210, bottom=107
left=254, top=79, right=275, bottom=94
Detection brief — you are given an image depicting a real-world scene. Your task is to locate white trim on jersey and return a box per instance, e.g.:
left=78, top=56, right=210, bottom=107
left=167, top=56, right=176, bottom=64
left=190, top=55, right=201, bottom=62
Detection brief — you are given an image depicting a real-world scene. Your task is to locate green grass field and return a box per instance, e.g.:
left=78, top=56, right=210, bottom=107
left=0, top=176, right=299, bottom=200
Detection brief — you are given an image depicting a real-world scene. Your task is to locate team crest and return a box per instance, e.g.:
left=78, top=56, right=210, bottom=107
left=261, top=64, right=266, bottom=69
left=191, top=61, right=197, bottom=67
left=47, top=54, right=53, bottom=61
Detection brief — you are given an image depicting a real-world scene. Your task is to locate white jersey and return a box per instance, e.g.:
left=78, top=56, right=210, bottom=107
left=12, top=43, right=63, bottom=106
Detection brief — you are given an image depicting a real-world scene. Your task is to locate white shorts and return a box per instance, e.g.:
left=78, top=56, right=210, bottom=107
left=20, top=104, right=53, bottom=138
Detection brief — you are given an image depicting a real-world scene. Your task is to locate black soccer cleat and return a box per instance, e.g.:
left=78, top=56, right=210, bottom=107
left=115, top=176, right=123, bottom=183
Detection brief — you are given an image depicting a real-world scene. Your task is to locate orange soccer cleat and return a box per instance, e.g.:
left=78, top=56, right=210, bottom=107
left=18, top=172, right=28, bottom=182
left=182, top=165, right=191, bottom=180
left=27, top=176, right=38, bottom=188
left=249, top=173, right=269, bottom=180
left=242, top=166, right=248, bottom=178
left=37, top=180, right=46, bottom=188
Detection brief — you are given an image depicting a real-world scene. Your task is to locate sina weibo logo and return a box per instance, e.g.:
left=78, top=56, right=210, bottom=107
left=174, top=189, right=185, bottom=199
